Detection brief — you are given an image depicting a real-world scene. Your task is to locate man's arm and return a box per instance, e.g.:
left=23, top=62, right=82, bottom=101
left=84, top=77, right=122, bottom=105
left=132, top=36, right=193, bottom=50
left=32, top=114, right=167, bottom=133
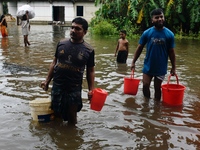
left=131, top=44, right=144, bottom=70
left=86, top=66, right=95, bottom=100
left=168, top=48, right=176, bottom=75
left=0, top=17, right=5, bottom=25
left=40, top=57, right=57, bottom=91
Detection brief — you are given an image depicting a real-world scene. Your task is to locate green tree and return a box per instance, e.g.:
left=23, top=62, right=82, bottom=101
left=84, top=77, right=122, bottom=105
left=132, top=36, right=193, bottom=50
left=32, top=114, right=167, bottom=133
left=93, top=0, right=200, bottom=36
left=2, top=2, right=8, bottom=15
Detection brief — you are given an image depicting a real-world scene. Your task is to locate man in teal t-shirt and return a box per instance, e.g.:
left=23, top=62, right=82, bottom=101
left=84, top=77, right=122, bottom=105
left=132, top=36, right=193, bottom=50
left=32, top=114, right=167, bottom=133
left=131, top=8, right=176, bottom=101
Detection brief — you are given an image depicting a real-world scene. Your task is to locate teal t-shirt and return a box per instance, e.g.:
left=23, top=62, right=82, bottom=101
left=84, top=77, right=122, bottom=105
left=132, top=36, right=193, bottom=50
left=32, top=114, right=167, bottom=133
left=139, top=27, right=175, bottom=76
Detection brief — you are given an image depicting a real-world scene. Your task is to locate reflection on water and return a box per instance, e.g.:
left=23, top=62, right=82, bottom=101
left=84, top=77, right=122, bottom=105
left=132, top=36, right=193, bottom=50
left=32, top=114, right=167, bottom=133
left=29, top=119, right=84, bottom=149
left=0, top=22, right=200, bottom=149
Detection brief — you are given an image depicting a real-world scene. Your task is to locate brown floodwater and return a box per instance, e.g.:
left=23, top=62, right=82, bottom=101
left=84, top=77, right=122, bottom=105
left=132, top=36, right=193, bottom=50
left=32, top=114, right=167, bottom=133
left=0, top=22, right=200, bottom=149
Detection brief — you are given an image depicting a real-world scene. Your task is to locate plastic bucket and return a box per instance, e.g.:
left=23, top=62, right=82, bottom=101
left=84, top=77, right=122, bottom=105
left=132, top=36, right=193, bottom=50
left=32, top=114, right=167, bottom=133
left=124, top=71, right=140, bottom=95
left=29, top=98, right=54, bottom=122
left=90, top=88, right=108, bottom=111
left=161, top=74, right=186, bottom=106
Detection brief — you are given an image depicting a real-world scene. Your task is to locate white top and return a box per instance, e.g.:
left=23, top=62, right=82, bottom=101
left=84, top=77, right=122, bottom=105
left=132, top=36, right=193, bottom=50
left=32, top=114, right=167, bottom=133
left=21, top=20, right=30, bottom=35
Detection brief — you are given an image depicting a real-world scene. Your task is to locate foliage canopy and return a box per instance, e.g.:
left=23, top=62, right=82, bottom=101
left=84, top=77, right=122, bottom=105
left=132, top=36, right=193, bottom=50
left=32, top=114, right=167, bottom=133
left=91, top=0, right=200, bottom=38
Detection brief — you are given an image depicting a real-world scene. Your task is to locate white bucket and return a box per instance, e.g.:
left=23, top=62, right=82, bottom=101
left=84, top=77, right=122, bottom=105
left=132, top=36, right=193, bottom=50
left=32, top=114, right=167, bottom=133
left=29, top=98, right=54, bottom=122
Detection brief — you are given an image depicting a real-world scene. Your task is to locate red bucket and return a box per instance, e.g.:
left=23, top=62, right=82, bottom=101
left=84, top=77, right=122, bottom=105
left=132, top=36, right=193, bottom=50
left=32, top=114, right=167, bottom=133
left=161, top=74, right=186, bottom=106
left=124, top=71, right=140, bottom=95
left=90, top=88, right=108, bottom=111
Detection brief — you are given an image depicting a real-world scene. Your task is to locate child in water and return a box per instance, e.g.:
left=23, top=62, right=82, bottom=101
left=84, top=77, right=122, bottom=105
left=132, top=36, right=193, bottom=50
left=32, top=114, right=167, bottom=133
left=114, top=30, right=129, bottom=63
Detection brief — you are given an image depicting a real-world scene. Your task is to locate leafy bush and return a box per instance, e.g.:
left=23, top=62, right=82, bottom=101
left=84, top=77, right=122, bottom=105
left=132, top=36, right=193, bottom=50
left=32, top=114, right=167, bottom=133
left=90, top=20, right=117, bottom=36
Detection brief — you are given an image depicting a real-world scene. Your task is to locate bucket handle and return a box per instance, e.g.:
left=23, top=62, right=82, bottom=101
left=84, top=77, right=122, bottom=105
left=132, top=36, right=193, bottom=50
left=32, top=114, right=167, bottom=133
left=167, top=74, right=179, bottom=85
left=130, top=70, right=134, bottom=78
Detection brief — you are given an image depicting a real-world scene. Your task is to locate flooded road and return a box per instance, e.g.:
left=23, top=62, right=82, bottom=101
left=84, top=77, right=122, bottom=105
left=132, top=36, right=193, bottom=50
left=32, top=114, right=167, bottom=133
left=0, top=22, right=200, bottom=149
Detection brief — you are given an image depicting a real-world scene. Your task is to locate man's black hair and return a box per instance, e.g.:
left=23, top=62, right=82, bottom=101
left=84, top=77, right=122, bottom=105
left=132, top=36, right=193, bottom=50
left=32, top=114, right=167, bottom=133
left=150, top=8, right=164, bottom=17
left=72, top=17, right=88, bottom=31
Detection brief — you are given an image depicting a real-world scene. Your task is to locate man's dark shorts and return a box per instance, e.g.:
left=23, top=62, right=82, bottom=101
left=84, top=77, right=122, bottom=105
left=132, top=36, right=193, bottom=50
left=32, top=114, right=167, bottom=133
left=51, top=83, right=83, bottom=121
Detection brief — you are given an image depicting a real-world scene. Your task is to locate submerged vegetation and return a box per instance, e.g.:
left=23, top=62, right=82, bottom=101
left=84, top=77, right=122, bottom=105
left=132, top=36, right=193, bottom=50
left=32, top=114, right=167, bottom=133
left=90, top=0, right=200, bottom=39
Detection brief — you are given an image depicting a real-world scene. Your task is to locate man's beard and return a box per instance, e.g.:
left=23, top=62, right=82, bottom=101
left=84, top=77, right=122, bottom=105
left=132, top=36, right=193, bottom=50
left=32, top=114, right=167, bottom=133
left=154, top=22, right=164, bottom=29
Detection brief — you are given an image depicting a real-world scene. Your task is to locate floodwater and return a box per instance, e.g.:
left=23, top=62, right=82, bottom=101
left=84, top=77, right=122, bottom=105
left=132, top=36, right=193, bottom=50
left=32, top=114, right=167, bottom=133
left=0, top=22, right=200, bottom=150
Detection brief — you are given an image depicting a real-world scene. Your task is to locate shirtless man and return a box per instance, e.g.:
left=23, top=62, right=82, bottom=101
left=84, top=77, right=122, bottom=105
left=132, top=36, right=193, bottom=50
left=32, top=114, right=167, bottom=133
left=114, top=30, right=129, bottom=63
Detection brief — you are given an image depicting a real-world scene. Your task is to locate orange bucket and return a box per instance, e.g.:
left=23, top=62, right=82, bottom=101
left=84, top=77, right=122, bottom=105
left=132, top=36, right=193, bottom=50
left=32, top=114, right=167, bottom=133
left=161, top=74, right=186, bottom=106
left=90, top=88, right=108, bottom=111
left=124, top=70, right=140, bottom=95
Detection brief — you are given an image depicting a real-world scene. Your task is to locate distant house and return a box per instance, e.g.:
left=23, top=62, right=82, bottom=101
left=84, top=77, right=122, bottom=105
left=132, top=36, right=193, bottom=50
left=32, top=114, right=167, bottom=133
left=6, top=0, right=99, bottom=24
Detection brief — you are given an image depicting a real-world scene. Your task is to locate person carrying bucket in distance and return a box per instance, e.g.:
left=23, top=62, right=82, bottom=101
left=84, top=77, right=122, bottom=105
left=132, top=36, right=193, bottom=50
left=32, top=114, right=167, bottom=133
left=21, top=11, right=31, bottom=47
left=131, top=8, right=176, bottom=101
left=40, top=17, right=95, bottom=125
left=0, top=15, right=8, bottom=37
left=114, top=30, right=129, bottom=63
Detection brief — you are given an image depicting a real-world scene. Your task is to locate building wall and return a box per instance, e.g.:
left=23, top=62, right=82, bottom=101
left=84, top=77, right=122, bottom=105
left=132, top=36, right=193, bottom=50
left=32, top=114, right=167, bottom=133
left=7, top=1, right=99, bottom=23
left=0, top=3, right=3, bottom=15
left=7, top=1, right=17, bottom=16
left=75, top=2, right=98, bottom=22
left=52, top=1, right=74, bottom=22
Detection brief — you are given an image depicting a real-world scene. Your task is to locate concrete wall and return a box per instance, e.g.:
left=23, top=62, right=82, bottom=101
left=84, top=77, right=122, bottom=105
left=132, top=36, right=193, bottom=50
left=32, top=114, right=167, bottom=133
left=0, top=2, right=3, bottom=16
left=7, top=1, right=99, bottom=23
left=74, top=2, right=98, bottom=22
left=7, top=1, right=17, bottom=16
